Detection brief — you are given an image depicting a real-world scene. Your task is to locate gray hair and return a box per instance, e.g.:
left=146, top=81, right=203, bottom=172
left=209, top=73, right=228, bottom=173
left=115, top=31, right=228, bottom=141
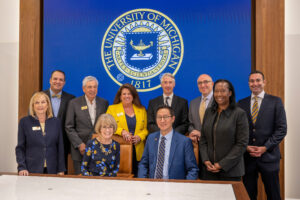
left=160, top=73, right=175, bottom=83
left=82, top=76, right=99, bottom=87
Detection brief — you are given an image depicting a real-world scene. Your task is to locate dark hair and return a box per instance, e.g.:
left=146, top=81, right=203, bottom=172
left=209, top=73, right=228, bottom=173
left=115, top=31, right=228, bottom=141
left=113, top=83, right=143, bottom=107
left=212, top=79, right=236, bottom=111
left=50, top=70, right=66, bottom=80
left=155, top=104, right=175, bottom=118
left=249, top=70, right=265, bottom=80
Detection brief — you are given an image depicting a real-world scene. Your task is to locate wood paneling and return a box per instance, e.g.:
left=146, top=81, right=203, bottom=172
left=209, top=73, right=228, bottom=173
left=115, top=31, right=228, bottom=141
left=19, top=0, right=285, bottom=199
left=254, top=0, right=285, bottom=199
left=19, top=0, right=42, bottom=120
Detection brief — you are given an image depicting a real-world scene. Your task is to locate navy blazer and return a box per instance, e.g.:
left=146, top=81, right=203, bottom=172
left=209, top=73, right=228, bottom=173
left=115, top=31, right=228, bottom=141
left=15, top=116, right=65, bottom=174
left=238, top=93, right=287, bottom=164
left=138, top=131, right=198, bottom=180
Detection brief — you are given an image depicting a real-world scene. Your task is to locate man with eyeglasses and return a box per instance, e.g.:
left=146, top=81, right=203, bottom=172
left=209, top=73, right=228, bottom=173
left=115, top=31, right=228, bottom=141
left=147, top=73, right=189, bottom=134
left=44, top=70, right=75, bottom=173
left=138, top=105, right=198, bottom=180
left=238, top=71, right=287, bottom=200
left=188, top=74, right=214, bottom=143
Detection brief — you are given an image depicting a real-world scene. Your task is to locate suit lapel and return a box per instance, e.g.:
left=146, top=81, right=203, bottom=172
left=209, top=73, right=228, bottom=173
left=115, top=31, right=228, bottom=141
left=168, top=131, right=177, bottom=171
left=256, top=93, right=268, bottom=124
left=81, top=96, right=93, bottom=127
left=195, top=97, right=201, bottom=121
left=171, top=95, right=177, bottom=108
left=57, top=91, right=66, bottom=119
left=153, top=133, right=160, bottom=168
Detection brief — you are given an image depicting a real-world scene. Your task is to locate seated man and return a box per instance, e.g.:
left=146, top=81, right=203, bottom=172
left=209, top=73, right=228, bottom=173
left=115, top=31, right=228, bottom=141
left=138, top=105, right=198, bottom=180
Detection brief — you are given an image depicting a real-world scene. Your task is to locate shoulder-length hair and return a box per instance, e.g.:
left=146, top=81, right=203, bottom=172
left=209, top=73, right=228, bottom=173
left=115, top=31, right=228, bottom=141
left=211, top=79, right=236, bottom=112
left=29, top=92, right=53, bottom=118
left=94, top=113, right=117, bottom=134
left=113, top=83, right=143, bottom=107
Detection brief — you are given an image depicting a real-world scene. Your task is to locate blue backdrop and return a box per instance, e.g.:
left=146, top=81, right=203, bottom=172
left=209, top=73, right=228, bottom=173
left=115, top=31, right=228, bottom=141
left=43, top=0, right=251, bottom=106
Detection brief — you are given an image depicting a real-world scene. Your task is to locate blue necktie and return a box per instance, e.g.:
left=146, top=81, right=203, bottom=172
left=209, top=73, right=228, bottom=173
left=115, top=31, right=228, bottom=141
left=156, top=136, right=166, bottom=179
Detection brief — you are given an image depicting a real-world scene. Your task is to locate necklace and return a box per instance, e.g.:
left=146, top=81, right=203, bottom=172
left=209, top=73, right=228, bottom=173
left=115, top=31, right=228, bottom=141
left=99, top=142, right=113, bottom=156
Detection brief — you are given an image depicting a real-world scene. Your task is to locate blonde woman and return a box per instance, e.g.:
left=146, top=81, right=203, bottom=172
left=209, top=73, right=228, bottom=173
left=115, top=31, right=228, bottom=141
left=16, top=92, right=65, bottom=175
left=81, top=114, right=120, bottom=176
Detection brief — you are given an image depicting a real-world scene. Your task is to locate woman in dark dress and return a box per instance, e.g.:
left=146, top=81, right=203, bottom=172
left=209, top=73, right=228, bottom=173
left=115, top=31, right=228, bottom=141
left=81, top=114, right=120, bottom=176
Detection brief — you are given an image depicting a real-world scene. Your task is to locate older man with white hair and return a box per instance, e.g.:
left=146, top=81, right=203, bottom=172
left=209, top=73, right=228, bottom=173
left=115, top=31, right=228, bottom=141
left=65, top=76, right=109, bottom=174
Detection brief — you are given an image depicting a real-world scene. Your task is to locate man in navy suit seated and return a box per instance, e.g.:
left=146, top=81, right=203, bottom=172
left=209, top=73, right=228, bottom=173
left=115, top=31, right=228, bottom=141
left=138, top=105, right=198, bottom=180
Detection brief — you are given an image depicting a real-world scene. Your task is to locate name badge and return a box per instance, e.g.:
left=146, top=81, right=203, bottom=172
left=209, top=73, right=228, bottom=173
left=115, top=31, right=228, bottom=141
left=81, top=106, right=88, bottom=110
left=117, top=112, right=124, bottom=117
left=32, top=126, right=41, bottom=131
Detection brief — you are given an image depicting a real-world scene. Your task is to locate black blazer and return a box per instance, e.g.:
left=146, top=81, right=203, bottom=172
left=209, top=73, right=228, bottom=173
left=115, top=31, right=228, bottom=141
left=15, top=116, right=65, bottom=174
left=199, top=106, right=249, bottom=177
left=147, top=95, right=189, bottom=134
left=238, top=93, right=287, bottom=164
left=44, top=89, right=75, bottom=153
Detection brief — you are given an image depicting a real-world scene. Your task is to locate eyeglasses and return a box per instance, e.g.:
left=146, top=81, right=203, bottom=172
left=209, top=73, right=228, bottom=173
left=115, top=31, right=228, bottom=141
left=156, top=115, right=172, bottom=121
left=198, top=80, right=211, bottom=85
left=102, top=125, right=114, bottom=129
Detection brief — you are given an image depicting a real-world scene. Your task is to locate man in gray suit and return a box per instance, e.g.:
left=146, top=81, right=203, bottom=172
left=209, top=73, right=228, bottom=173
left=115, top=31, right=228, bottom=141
left=65, top=76, right=109, bottom=174
left=188, top=74, right=214, bottom=142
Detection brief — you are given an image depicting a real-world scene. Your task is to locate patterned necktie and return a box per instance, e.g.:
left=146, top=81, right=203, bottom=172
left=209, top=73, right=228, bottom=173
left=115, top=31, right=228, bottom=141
left=165, top=97, right=170, bottom=106
left=52, top=94, right=61, bottom=98
left=251, top=96, right=258, bottom=124
left=199, top=97, right=206, bottom=124
left=155, top=136, right=166, bottom=179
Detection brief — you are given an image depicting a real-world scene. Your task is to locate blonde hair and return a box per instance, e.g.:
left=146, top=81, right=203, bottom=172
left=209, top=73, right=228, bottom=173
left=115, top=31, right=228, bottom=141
left=29, top=92, right=53, bottom=118
left=94, top=114, right=117, bottom=134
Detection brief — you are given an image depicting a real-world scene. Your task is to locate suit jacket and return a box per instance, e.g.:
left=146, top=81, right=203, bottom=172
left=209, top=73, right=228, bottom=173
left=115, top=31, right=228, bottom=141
left=44, top=89, right=75, bottom=153
left=238, top=93, right=287, bottom=165
left=106, top=103, right=148, bottom=161
left=199, top=106, right=249, bottom=177
left=65, top=95, right=109, bottom=161
left=15, top=116, right=65, bottom=174
left=188, top=96, right=213, bottom=133
left=138, top=131, right=199, bottom=180
left=147, top=95, right=189, bottom=134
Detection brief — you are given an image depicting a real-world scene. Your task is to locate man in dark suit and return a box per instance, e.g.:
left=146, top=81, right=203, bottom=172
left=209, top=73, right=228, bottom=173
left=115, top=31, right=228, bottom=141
left=238, top=71, right=287, bottom=200
left=44, top=70, right=75, bottom=172
left=65, top=76, right=109, bottom=174
left=138, top=105, right=198, bottom=180
left=147, top=73, right=189, bottom=134
left=188, top=74, right=214, bottom=142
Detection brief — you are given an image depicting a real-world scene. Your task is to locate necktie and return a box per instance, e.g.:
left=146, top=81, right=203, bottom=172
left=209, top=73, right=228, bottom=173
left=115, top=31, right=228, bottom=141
left=155, top=136, right=166, bottom=179
left=199, top=97, right=206, bottom=124
left=52, top=94, right=61, bottom=98
left=165, top=97, right=170, bottom=106
left=251, top=96, right=258, bottom=124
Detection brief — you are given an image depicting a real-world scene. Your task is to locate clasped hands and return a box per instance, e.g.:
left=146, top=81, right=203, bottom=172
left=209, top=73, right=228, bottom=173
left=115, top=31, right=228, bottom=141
left=122, top=130, right=141, bottom=145
left=247, top=146, right=267, bottom=157
left=204, top=161, right=222, bottom=173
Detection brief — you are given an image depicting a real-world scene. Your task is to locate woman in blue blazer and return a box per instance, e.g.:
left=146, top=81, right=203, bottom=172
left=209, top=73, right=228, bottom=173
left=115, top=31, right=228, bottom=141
left=16, top=92, right=65, bottom=175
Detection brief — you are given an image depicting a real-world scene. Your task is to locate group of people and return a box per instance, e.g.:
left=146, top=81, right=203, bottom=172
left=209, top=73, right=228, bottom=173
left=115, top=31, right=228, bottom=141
left=15, top=70, right=287, bottom=200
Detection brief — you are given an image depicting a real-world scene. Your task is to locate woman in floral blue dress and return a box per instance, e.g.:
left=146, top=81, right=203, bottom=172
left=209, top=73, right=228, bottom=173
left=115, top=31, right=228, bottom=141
left=81, top=114, right=120, bottom=176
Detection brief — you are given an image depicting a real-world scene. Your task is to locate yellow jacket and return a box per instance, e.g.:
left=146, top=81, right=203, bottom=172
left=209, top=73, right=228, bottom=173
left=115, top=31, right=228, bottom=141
left=106, top=103, right=148, bottom=161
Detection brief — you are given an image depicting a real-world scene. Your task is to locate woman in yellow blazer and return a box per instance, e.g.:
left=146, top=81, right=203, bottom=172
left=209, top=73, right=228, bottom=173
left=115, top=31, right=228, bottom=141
left=106, top=83, right=148, bottom=176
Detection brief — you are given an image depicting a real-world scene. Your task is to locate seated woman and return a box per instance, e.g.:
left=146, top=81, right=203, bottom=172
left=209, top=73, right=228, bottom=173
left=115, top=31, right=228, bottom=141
left=16, top=92, right=65, bottom=175
left=106, top=83, right=148, bottom=176
left=199, top=79, right=249, bottom=181
left=81, top=114, right=120, bottom=176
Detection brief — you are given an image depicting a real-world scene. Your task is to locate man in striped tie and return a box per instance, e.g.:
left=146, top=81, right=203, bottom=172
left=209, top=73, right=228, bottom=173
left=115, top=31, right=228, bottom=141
left=138, top=105, right=198, bottom=180
left=238, top=71, right=287, bottom=200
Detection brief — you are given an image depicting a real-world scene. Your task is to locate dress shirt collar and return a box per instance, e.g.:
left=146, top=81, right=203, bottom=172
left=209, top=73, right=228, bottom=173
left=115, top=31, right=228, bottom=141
left=50, top=89, right=62, bottom=97
left=85, top=95, right=96, bottom=105
left=251, top=90, right=265, bottom=100
left=202, top=91, right=213, bottom=102
left=163, top=93, right=174, bottom=100
left=159, top=129, right=173, bottom=141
